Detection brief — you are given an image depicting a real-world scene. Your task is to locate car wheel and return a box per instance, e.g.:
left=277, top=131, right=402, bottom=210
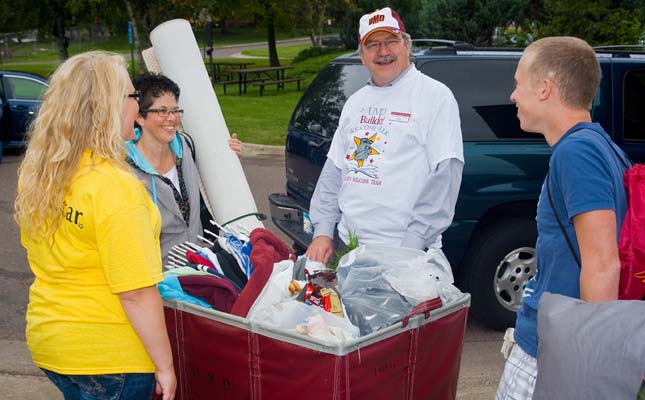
left=458, top=218, right=537, bottom=331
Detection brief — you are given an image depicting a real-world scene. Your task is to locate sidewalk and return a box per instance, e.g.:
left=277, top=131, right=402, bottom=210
left=0, top=340, right=61, bottom=399
left=0, top=338, right=501, bottom=399
left=0, top=148, right=286, bottom=400
left=242, top=143, right=284, bottom=157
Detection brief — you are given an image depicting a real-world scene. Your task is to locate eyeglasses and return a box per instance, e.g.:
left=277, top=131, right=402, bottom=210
left=141, top=108, right=185, bottom=118
left=363, top=38, right=403, bottom=52
left=127, top=90, right=141, bottom=101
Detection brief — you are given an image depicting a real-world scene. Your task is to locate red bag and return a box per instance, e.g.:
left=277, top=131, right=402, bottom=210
left=617, top=164, right=645, bottom=300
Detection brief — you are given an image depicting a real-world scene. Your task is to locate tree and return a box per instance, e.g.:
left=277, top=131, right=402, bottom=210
left=208, top=0, right=239, bottom=34
left=299, top=0, right=328, bottom=47
left=0, top=0, right=73, bottom=61
left=337, top=0, right=427, bottom=50
left=540, top=0, right=643, bottom=45
left=264, top=0, right=280, bottom=66
left=419, top=0, right=530, bottom=46
left=89, top=0, right=200, bottom=75
left=0, top=0, right=43, bottom=34
left=123, top=0, right=145, bottom=76
left=47, top=0, right=74, bottom=61
left=247, top=0, right=298, bottom=67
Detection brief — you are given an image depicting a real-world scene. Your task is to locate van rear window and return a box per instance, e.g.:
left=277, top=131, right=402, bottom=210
left=419, top=59, right=535, bottom=141
left=623, top=69, right=645, bottom=141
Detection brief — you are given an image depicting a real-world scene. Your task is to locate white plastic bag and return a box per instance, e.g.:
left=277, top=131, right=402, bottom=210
left=246, top=259, right=294, bottom=319
left=251, top=300, right=360, bottom=344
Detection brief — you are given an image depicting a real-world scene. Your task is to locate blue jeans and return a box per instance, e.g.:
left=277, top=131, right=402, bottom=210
left=42, top=369, right=155, bottom=400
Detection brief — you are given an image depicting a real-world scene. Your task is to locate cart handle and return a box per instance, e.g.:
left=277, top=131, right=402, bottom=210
left=401, top=297, right=443, bottom=328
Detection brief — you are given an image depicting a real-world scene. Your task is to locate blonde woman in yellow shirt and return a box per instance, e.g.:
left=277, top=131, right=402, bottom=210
left=15, top=52, right=176, bottom=400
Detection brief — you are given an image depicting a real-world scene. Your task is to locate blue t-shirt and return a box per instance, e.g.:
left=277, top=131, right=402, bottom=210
left=514, top=122, right=629, bottom=358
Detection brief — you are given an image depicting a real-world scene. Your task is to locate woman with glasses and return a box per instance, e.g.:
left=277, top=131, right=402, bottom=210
left=15, top=52, right=176, bottom=399
left=126, top=72, right=242, bottom=265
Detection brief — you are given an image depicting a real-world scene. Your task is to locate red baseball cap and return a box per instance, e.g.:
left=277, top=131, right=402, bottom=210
left=358, top=7, right=406, bottom=44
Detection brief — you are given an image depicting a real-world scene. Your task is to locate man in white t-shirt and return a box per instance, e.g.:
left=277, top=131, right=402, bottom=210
left=305, top=7, right=464, bottom=264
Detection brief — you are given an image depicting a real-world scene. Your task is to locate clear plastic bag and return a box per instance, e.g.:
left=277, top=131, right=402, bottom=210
left=340, top=275, right=412, bottom=336
left=336, top=245, right=460, bottom=336
left=382, top=248, right=460, bottom=306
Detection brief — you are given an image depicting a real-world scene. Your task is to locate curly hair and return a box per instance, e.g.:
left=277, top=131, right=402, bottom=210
left=15, top=51, right=132, bottom=240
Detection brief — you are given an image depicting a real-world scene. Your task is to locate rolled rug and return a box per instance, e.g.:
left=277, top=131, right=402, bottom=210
left=148, top=19, right=263, bottom=236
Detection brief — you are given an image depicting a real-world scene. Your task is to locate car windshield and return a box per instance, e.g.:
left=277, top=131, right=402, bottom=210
left=291, top=63, right=370, bottom=138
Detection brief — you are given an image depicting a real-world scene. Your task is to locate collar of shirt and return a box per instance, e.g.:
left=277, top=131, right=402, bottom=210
left=366, top=63, right=415, bottom=87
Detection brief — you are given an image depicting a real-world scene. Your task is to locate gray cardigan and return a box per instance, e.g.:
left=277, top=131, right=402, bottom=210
left=127, top=133, right=203, bottom=266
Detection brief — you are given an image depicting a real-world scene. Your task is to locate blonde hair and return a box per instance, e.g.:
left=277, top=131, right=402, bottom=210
left=15, top=51, right=132, bottom=240
left=525, top=37, right=600, bottom=110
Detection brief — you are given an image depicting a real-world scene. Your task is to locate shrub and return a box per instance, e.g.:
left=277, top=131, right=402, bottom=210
left=289, top=49, right=350, bottom=81
left=293, top=46, right=337, bottom=63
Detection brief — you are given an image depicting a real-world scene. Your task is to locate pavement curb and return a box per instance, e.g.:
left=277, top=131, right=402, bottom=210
left=244, top=143, right=285, bottom=157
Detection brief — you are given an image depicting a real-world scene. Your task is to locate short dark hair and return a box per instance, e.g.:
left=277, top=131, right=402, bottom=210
left=133, top=72, right=180, bottom=118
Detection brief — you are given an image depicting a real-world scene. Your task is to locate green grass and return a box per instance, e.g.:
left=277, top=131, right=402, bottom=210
left=2, top=60, right=147, bottom=79
left=1, top=63, right=60, bottom=78
left=212, top=49, right=348, bottom=145
left=217, top=90, right=302, bottom=145
left=2, top=28, right=304, bottom=63
left=241, top=44, right=312, bottom=59
left=1, top=43, right=349, bottom=145
left=195, top=27, right=301, bottom=47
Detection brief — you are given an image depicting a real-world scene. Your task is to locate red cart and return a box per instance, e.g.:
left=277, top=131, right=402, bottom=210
left=161, top=293, right=470, bottom=400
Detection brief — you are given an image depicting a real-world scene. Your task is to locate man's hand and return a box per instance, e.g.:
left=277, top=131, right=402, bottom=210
left=573, top=209, right=620, bottom=302
left=305, top=235, right=334, bottom=265
left=228, top=133, right=243, bottom=157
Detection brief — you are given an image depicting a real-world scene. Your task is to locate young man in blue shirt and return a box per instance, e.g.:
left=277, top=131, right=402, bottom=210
left=496, top=36, right=629, bottom=399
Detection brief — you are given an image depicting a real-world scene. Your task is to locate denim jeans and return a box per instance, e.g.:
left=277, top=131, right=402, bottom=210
left=42, top=369, right=155, bottom=400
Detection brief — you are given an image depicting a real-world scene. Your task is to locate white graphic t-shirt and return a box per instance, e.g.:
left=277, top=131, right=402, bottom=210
left=327, top=65, right=463, bottom=246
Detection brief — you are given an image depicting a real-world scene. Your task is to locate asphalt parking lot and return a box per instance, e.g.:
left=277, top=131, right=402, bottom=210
left=0, top=151, right=504, bottom=399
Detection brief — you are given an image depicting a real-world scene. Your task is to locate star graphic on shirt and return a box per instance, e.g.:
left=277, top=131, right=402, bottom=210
left=348, top=134, right=379, bottom=167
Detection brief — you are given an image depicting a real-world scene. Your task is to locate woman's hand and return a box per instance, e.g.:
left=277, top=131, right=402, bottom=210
left=119, top=285, right=176, bottom=400
left=228, top=133, right=243, bottom=158
left=155, top=366, right=177, bottom=400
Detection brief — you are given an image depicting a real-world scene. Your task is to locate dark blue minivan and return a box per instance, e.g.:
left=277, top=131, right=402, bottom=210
left=269, top=44, right=645, bottom=330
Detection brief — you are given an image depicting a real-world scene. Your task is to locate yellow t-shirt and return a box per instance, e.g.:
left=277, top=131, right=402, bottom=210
left=22, top=151, right=163, bottom=374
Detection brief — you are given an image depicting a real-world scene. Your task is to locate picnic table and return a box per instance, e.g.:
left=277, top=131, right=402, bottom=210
left=228, top=65, right=302, bottom=96
left=212, top=61, right=255, bottom=82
